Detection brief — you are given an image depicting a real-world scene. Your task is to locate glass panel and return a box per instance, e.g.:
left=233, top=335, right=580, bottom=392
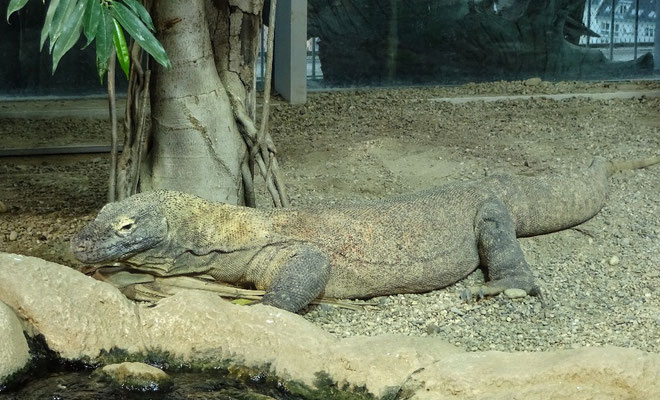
left=0, top=1, right=126, bottom=97
left=302, top=0, right=658, bottom=88
left=1, top=1, right=657, bottom=95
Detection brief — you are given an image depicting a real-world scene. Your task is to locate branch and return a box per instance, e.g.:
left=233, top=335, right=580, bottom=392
left=255, top=0, right=277, bottom=160
left=256, top=0, right=290, bottom=207
left=107, top=50, right=118, bottom=203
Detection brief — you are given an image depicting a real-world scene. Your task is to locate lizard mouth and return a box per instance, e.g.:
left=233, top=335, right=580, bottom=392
left=119, top=258, right=176, bottom=276
left=71, top=239, right=144, bottom=264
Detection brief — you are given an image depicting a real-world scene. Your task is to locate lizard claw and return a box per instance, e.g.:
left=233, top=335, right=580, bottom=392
left=460, top=278, right=541, bottom=301
left=459, top=287, right=486, bottom=301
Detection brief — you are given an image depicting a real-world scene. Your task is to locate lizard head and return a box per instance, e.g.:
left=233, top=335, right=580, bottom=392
left=71, top=193, right=169, bottom=264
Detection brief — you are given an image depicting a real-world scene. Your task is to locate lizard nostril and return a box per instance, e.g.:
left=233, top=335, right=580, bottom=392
left=71, top=241, right=86, bottom=253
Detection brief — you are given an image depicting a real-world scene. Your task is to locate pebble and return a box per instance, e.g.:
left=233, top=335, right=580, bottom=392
left=0, top=201, right=8, bottom=213
left=504, top=289, right=527, bottom=299
left=93, top=362, right=173, bottom=392
left=524, top=77, right=543, bottom=86
left=450, top=306, right=464, bottom=316
left=9, top=231, right=18, bottom=241
left=608, top=255, right=620, bottom=266
left=425, top=324, right=441, bottom=335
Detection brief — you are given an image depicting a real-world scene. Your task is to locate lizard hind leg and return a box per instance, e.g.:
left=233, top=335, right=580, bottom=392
left=260, top=243, right=331, bottom=313
left=465, top=199, right=541, bottom=300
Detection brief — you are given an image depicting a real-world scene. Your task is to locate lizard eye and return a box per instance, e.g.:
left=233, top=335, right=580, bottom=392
left=115, top=218, right=136, bottom=236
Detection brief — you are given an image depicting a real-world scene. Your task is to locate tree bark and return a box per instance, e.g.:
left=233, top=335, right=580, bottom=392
left=142, top=0, right=248, bottom=204
left=207, top=0, right=289, bottom=208
left=115, top=41, right=150, bottom=201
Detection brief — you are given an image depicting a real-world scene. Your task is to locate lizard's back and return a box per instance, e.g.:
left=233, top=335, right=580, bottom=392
left=269, top=183, right=489, bottom=298
left=268, top=159, right=611, bottom=298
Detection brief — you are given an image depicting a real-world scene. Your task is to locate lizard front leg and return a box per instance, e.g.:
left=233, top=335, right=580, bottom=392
left=251, top=243, right=331, bottom=313
left=466, top=198, right=541, bottom=299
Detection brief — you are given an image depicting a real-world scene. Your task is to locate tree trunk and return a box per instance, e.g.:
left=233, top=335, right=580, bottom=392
left=309, top=0, right=653, bottom=85
left=141, top=0, right=251, bottom=204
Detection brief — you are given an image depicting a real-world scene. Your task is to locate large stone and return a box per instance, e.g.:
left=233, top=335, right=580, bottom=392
left=143, top=293, right=463, bottom=396
left=327, top=335, right=462, bottom=396
left=404, top=346, right=660, bottom=399
left=0, top=253, right=145, bottom=360
left=1, top=252, right=659, bottom=399
left=0, top=300, right=30, bottom=388
left=142, top=291, right=336, bottom=382
left=94, top=362, right=173, bottom=391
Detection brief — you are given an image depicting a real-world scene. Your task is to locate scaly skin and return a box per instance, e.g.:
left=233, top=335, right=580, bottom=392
left=72, top=157, right=659, bottom=312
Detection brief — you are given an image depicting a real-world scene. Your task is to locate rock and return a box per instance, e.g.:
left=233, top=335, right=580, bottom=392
left=145, top=290, right=337, bottom=365
left=94, top=362, right=172, bottom=392
left=0, top=201, right=8, bottom=213
left=504, top=288, right=527, bottom=299
left=450, top=306, right=464, bottom=316
left=0, top=301, right=30, bottom=388
left=8, top=231, right=17, bottom=241
left=425, top=323, right=441, bottom=335
left=1, top=252, right=659, bottom=399
left=609, top=255, right=620, bottom=266
left=403, top=346, right=659, bottom=400
left=524, top=77, right=543, bottom=86
left=0, top=253, right=144, bottom=360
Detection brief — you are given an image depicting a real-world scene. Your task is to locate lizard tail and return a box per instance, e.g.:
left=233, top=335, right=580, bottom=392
left=607, top=156, right=660, bottom=176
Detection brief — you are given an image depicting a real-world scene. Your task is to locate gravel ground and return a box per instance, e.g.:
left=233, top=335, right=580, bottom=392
left=1, top=79, right=659, bottom=353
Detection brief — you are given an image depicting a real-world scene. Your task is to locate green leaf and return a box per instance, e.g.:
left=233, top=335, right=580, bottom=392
left=110, top=1, right=171, bottom=68
left=40, top=0, right=60, bottom=50
left=82, top=0, right=102, bottom=47
left=51, top=0, right=87, bottom=73
left=49, top=0, right=77, bottom=53
left=112, top=18, right=130, bottom=79
left=6, top=0, right=29, bottom=23
left=121, top=0, right=154, bottom=31
left=95, top=9, right=114, bottom=82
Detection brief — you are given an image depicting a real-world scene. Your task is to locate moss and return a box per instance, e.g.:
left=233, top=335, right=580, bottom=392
left=1, top=333, right=88, bottom=393
left=0, top=363, right=32, bottom=393
left=91, top=364, right=174, bottom=392
left=5, top=340, right=387, bottom=399
left=186, top=363, right=383, bottom=399
left=94, top=347, right=181, bottom=369
left=94, top=373, right=174, bottom=392
left=284, top=371, right=377, bottom=400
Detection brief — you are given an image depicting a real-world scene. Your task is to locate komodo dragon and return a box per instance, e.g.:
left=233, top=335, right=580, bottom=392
left=72, top=157, right=659, bottom=312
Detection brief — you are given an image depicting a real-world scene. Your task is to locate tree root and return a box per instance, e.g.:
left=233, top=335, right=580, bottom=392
left=114, top=40, right=151, bottom=201
left=237, top=0, right=289, bottom=208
